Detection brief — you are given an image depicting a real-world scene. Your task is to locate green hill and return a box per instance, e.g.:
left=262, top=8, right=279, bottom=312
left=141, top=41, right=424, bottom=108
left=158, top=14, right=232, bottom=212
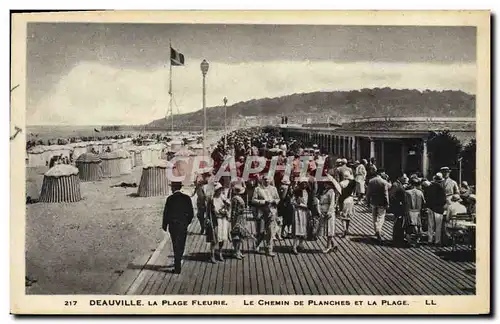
left=145, top=88, right=475, bottom=130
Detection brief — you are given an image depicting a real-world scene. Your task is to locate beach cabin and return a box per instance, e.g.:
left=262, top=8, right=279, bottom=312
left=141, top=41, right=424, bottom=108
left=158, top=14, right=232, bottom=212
left=99, top=151, right=121, bottom=178
left=137, top=160, right=173, bottom=197
left=114, top=149, right=132, bottom=175
left=170, top=139, right=183, bottom=152
left=75, top=153, right=103, bottom=181
left=39, top=164, right=82, bottom=203
left=27, top=145, right=48, bottom=167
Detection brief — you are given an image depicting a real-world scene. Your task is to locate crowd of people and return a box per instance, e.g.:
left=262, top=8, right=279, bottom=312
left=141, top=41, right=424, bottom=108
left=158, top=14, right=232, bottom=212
left=162, top=127, right=476, bottom=274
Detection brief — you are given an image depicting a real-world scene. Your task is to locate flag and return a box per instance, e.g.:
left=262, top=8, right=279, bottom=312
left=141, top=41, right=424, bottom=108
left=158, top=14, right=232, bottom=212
left=170, top=47, right=185, bottom=66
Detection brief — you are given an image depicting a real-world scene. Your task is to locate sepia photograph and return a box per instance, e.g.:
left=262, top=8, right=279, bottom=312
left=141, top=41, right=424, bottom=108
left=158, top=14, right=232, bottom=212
left=10, top=10, right=490, bottom=314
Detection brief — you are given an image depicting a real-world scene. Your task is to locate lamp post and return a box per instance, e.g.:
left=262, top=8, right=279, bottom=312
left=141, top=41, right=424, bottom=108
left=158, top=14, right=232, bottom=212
left=223, top=97, right=228, bottom=149
left=200, top=59, right=209, bottom=158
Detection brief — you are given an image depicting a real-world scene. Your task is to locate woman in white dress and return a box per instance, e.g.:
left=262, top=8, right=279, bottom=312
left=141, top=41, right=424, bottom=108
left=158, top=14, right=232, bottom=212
left=319, top=175, right=342, bottom=253
left=339, top=171, right=356, bottom=237
left=206, top=183, right=231, bottom=263
left=291, top=177, right=310, bottom=254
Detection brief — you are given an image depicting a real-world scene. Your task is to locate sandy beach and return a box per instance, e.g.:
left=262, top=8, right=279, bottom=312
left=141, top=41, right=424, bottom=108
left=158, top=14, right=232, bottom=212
left=25, top=132, right=222, bottom=294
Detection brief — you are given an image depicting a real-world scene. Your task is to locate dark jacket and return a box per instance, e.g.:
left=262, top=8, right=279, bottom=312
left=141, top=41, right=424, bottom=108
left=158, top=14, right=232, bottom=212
left=423, top=182, right=447, bottom=214
left=389, top=181, right=406, bottom=216
left=162, top=191, right=194, bottom=231
left=366, top=176, right=389, bottom=208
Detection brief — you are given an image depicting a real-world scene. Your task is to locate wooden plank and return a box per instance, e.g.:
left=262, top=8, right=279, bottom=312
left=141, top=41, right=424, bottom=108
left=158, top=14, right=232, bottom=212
left=248, top=221, right=259, bottom=295
left=207, top=245, right=221, bottom=294
left=334, top=235, right=379, bottom=295
left=300, top=239, right=328, bottom=294
left=189, top=238, right=211, bottom=295
left=142, top=237, right=176, bottom=295
left=353, top=205, right=466, bottom=295
left=274, top=239, right=296, bottom=294
left=352, top=206, right=448, bottom=295
left=177, top=222, right=205, bottom=295
left=306, top=236, right=350, bottom=295
left=107, top=251, right=154, bottom=295
left=232, top=247, right=240, bottom=295
left=127, top=237, right=170, bottom=295
left=269, top=239, right=288, bottom=294
left=282, top=238, right=304, bottom=294
left=353, top=207, right=461, bottom=294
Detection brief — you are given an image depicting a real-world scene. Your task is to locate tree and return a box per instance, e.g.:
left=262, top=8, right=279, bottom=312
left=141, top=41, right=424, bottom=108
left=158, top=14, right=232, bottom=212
left=427, top=130, right=463, bottom=178
left=460, top=139, right=476, bottom=185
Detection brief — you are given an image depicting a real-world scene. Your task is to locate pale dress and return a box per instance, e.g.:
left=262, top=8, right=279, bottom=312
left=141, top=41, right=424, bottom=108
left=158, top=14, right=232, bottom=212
left=292, top=190, right=309, bottom=237
left=319, top=189, right=337, bottom=237
left=212, top=196, right=231, bottom=243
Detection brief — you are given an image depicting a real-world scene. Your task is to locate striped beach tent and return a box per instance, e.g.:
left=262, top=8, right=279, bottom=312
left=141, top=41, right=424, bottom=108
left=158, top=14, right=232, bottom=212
left=39, top=164, right=82, bottom=203
left=137, top=160, right=173, bottom=197
left=75, top=153, right=103, bottom=181
left=99, top=151, right=121, bottom=178
left=114, top=149, right=132, bottom=175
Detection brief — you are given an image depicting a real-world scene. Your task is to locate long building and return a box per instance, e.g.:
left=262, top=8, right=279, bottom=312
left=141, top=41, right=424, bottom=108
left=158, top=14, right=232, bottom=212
left=280, top=117, right=475, bottom=179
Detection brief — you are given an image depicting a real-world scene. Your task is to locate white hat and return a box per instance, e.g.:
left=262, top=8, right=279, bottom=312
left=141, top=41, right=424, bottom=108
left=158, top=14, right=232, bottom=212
left=232, top=184, right=245, bottom=194
left=214, top=183, right=223, bottom=191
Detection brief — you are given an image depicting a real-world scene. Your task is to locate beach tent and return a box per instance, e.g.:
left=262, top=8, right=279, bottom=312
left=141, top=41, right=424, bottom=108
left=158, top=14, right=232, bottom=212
left=127, top=148, right=137, bottom=168
left=133, top=147, right=144, bottom=167
left=39, top=164, right=82, bottom=203
left=99, top=151, right=122, bottom=178
left=44, top=145, right=73, bottom=165
left=188, top=143, right=204, bottom=156
left=71, top=142, right=89, bottom=160
left=114, top=149, right=132, bottom=175
left=140, top=144, right=164, bottom=165
left=137, top=160, right=173, bottom=197
left=27, top=145, right=48, bottom=167
left=170, top=139, right=183, bottom=152
left=75, top=153, right=103, bottom=181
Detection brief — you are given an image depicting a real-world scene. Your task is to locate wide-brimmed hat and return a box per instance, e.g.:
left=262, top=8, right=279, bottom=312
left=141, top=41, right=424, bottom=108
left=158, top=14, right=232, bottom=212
left=325, top=174, right=342, bottom=193
left=440, top=166, right=451, bottom=172
left=341, top=158, right=348, bottom=164
left=433, top=172, right=444, bottom=182
left=410, top=177, right=421, bottom=186
left=233, top=184, right=245, bottom=194
left=451, top=194, right=462, bottom=202
left=335, top=158, right=342, bottom=164
left=281, top=177, right=291, bottom=185
left=213, top=183, right=223, bottom=192
left=421, top=180, right=432, bottom=187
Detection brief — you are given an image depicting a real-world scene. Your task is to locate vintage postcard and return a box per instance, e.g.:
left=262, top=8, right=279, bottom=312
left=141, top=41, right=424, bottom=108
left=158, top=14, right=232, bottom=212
left=10, top=10, right=490, bottom=315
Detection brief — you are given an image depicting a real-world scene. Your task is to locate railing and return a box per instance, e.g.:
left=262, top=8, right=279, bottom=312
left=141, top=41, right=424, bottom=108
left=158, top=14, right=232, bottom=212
left=350, top=117, right=476, bottom=123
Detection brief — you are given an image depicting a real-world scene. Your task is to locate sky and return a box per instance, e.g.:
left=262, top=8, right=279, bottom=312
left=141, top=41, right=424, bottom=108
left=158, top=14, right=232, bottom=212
left=26, top=23, right=477, bottom=125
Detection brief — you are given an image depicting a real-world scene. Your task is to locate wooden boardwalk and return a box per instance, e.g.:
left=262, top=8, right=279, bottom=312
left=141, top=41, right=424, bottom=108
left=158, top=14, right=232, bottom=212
left=109, top=204, right=476, bottom=295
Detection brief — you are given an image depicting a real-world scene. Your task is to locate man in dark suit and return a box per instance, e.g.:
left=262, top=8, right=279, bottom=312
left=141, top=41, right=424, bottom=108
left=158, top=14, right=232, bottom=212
left=162, top=181, right=194, bottom=274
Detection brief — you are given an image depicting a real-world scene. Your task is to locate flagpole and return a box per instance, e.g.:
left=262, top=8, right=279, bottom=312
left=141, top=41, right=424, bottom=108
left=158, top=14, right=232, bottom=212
left=169, top=40, right=174, bottom=135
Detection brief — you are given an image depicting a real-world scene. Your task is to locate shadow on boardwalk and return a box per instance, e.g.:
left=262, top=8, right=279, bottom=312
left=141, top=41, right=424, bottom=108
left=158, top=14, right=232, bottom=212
left=109, top=204, right=476, bottom=296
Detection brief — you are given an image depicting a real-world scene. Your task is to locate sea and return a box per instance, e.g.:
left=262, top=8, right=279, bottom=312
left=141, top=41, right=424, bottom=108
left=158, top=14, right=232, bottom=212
left=26, top=125, right=167, bottom=141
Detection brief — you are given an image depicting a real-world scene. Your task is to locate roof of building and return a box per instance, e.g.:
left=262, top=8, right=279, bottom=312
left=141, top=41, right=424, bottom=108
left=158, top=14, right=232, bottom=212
left=337, top=118, right=476, bottom=133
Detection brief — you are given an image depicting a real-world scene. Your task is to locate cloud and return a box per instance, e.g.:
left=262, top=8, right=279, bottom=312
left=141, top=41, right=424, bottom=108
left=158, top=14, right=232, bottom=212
left=27, top=60, right=476, bottom=125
